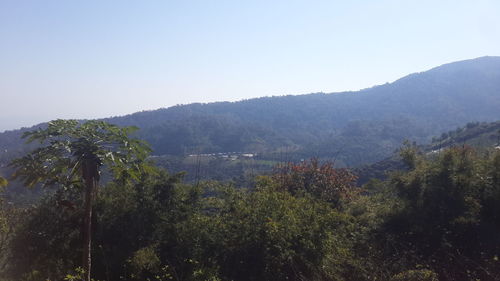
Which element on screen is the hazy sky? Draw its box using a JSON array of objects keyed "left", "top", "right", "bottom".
[{"left": 1, "top": 0, "right": 499, "bottom": 131}]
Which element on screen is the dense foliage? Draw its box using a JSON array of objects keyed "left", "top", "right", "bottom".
[
  {"left": 6, "top": 120, "right": 153, "bottom": 281},
  {"left": 2, "top": 57, "right": 500, "bottom": 172},
  {"left": 1, "top": 128, "right": 500, "bottom": 280},
  {"left": 356, "top": 120, "right": 500, "bottom": 185},
  {"left": 378, "top": 145, "right": 500, "bottom": 280},
  {"left": 430, "top": 121, "right": 500, "bottom": 150},
  {"left": 0, "top": 64, "right": 499, "bottom": 279}
]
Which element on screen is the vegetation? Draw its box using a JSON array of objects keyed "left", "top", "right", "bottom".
[
  {"left": 1, "top": 119, "right": 500, "bottom": 280},
  {"left": 8, "top": 120, "right": 151, "bottom": 281},
  {"left": 430, "top": 121, "right": 500, "bottom": 150},
  {"left": 375, "top": 144, "right": 500, "bottom": 280},
  {"left": 2, "top": 57, "right": 500, "bottom": 173},
  {"left": 1, "top": 57, "right": 500, "bottom": 278},
  {"left": 356, "top": 120, "right": 500, "bottom": 185}
]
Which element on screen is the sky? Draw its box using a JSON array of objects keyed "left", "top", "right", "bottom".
[{"left": 0, "top": 0, "right": 499, "bottom": 131}]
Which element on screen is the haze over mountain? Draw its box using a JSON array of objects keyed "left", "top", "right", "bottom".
[
  {"left": 1, "top": 56, "right": 500, "bottom": 168},
  {"left": 111, "top": 56, "right": 500, "bottom": 164},
  {"left": 4, "top": 1, "right": 500, "bottom": 279}
]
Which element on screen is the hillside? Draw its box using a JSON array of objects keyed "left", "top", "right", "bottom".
[
  {"left": 1, "top": 56, "right": 500, "bottom": 169},
  {"left": 106, "top": 56, "right": 500, "bottom": 166},
  {"left": 429, "top": 120, "right": 500, "bottom": 150},
  {"left": 356, "top": 120, "right": 500, "bottom": 185}
]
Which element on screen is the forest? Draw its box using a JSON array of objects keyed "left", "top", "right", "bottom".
[
  {"left": 1, "top": 119, "right": 500, "bottom": 281},
  {"left": 2, "top": 0, "right": 499, "bottom": 279},
  {"left": 0, "top": 57, "right": 500, "bottom": 281},
  {"left": 2, "top": 57, "right": 500, "bottom": 170}
]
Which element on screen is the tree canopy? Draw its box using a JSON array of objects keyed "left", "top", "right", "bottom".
[
  {"left": 1, "top": 120, "right": 500, "bottom": 281},
  {"left": 10, "top": 119, "right": 151, "bottom": 189},
  {"left": 8, "top": 119, "right": 152, "bottom": 281}
]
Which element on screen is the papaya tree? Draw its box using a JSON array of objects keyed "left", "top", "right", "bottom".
[{"left": 9, "top": 119, "right": 151, "bottom": 281}]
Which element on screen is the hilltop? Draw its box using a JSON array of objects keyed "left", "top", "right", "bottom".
[{"left": 1, "top": 56, "right": 500, "bottom": 169}]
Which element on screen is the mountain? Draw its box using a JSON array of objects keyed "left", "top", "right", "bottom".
[
  {"left": 1, "top": 56, "right": 500, "bottom": 169},
  {"left": 428, "top": 120, "right": 500, "bottom": 150},
  {"left": 110, "top": 56, "right": 500, "bottom": 165},
  {"left": 356, "top": 119, "right": 500, "bottom": 185}
]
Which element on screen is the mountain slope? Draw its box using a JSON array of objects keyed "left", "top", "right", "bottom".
[
  {"left": 429, "top": 120, "right": 500, "bottom": 150},
  {"left": 1, "top": 56, "right": 500, "bottom": 167},
  {"left": 356, "top": 119, "right": 500, "bottom": 185}
]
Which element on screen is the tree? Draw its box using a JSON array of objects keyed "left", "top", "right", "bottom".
[
  {"left": 0, "top": 175, "right": 11, "bottom": 274},
  {"left": 382, "top": 146, "right": 500, "bottom": 280},
  {"left": 9, "top": 119, "right": 151, "bottom": 281},
  {"left": 272, "top": 158, "right": 358, "bottom": 208}
]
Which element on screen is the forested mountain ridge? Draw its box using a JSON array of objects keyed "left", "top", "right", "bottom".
[
  {"left": 2, "top": 57, "right": 500, "bottom": 280},
  {"left": 90, "top": 56, "right": 500, "bottom": 165},
  {"left": 1, "top": 56, "right": 500, "bottom": 167},
  {"left": 356, "top": 119, "right": 500, "bottom": 184},
  {"left": 429, "top": 120, "right": 500, "bottom": 150},
  {"left": 3, "top": 119, "right": 500, "bottom": 281}
]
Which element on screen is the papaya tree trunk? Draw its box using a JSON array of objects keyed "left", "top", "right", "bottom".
[{"left": 82, "top": 160, "right": 99, "bottom": 281}]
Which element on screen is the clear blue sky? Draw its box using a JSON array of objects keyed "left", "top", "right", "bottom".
[{"left": 1, "top": 0, "right": 499, "bottom": 131}]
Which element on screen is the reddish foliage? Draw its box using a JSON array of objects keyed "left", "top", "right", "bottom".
[{"left": 272, "top": 158, "right": 358, "bottom": 206}]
